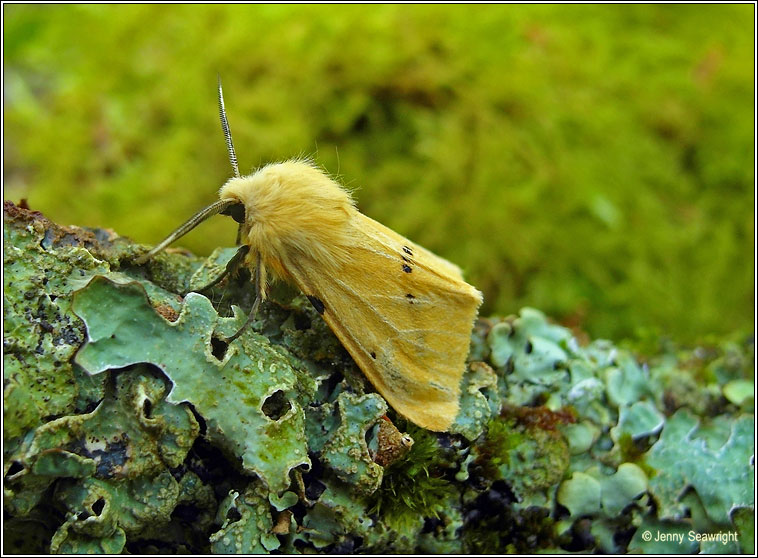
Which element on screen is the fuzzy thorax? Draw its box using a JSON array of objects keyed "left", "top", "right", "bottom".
[{"left": 218, "top": 161, "right": 356, "bottom": 288}]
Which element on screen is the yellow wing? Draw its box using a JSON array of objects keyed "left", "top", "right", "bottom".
[{"left": 285, "top": 211, "right": 483, "bottom": 431}]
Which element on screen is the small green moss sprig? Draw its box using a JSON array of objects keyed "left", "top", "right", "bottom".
[{"left": 369, "top": 424, "right": 457, "bottom": 533}]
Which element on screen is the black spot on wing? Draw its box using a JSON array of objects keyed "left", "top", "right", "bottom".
[
  {"left": 402, "top": 264, "right": 412, "bottom": 273},
  {"left": 402, "top": 245, "right": 413, "bottom": 256},
  {"left": 307, "top": 295, "right": 325, "bottom": 314},
  {"left": 406, "top": 293, "right": 415, "bottom": 304},
  {"left": 370, "top": 351, "right": 376, "bottom": 359}
]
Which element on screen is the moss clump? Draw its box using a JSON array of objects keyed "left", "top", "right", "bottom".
[
  {"left": 475, "top": 407, "right": 572, "bottom": 499},
  {"left": 5, "top": 5, "right": 754, "bottom": 343},
  {"left": 370, "top": 424, "right": 456, "bottom": 533}
]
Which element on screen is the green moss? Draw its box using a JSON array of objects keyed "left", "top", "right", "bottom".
[
  {"left": 477, "top": 417, "right": 525, "bottom": 481},
  {"left": 4, "top": 5, "right": 753, "bottom": 342},
  {"left": 370, "top": 424, "right": 457, "bottom": 533},
  {"left": 476, "top": 411, "right": 570, "bottom": 501}
]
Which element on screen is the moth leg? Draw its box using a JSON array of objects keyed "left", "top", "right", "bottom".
[
  {"left": 190, "top": 244, "right": 249, "bottom": 295},
  {"left": 235, "top": 223, "right": 243, "bottom": 246},
  {"left": 225, "top": 251, "right": 263, "bottom": 344}
]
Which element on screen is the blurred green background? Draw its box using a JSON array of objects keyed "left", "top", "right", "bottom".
[{"left": 4, "top": 4, "right": 754, "bottom": 343}]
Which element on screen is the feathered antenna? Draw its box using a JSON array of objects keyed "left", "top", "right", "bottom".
[
  {"left": 134, "top": 198, "right": 241, "bottom": 264},
  {"left": 218, "top": 75, "right": 240, "bottom": 178}
]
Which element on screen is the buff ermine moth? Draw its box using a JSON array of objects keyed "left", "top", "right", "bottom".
[{"left": 136, "top": 80, "right": 482, "bottom": 431}]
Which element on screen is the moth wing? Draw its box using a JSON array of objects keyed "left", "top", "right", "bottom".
[{"left": 286, "top": 212, "right": 482, "bottom": 431}]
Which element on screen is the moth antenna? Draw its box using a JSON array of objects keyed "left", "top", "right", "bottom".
[
  {"left": 135, "top": 198, "right": 240, "bottom": 264},
  {"left": 217, "top": 75, "right": 240, "bottom": 178}
]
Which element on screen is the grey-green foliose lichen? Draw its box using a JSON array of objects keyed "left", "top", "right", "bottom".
[{"left": 3, "top": 201, "right": 754, "bottom": 554}]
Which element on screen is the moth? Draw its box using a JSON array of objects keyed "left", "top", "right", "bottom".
[{"left": 136, "top": 80, "right": 483, "bottom": 431}]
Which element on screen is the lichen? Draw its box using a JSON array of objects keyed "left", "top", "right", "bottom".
[
  {"left": 72, "top": 274, "right": 312, "bottom": 494},
  {"left": 210, "top": 482, "right": 279, "bottom": 553},
  {"left": 644, "top": 409, "right": 754, "bottom": 525},
  {"left": 474, "top": 407, "right": 572, "bottom": 503},
  {"left": 3, "top": 203, "right": 754, "bottom": 553},
  {"left": 319, "top": 392, "right": 386, "bottom": 493},
  {"left": 34, "top": 368, "right": 194, "bottom": 473}
]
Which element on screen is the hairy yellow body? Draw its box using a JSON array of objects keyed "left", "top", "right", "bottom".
[{"left": 219, "top": 161, "right": 483, "bottom": 431}]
